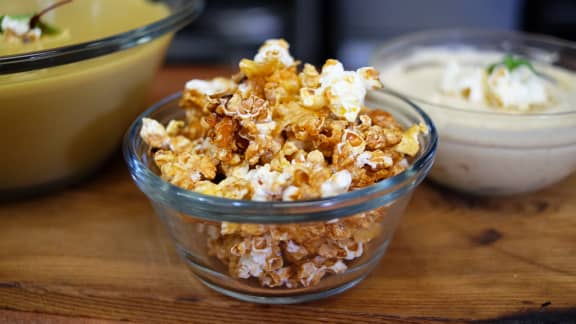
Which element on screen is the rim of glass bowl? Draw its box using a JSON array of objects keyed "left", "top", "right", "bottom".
[
  {"left": 371, "top": 28, "right": 576, "bottom": 119},
  {"left": 0, "top": 0, "right": 204, "bottom": 75},
  {"left": 124, "top": 91, "right": 437, "bottom": 224}
]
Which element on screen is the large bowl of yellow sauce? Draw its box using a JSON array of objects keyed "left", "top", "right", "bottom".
[{"left": 0, "top": 0, "right": 203, "bottom": 198}]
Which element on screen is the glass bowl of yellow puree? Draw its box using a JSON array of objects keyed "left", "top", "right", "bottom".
[{"left": 0, "top": 0, "right": 203, "bottom": 199}]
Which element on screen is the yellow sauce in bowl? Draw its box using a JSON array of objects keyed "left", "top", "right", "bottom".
[
  {"left": 1, "top": 0, "right": 168, "bottom": 55},
  {"left": 0, "top": 0, "right": 172, "bottom": 195}
]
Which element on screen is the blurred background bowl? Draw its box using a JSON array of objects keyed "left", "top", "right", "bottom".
[
  {"left": 370, "top": 29, "right": 576, "bottom": 195},
  {"left": 0, "top": 0, "right": 203, "bottom": 199}
]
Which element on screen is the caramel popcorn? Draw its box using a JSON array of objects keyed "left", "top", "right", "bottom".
[{"left": 141, "top": 39, "right": 426, "bottom": 288}]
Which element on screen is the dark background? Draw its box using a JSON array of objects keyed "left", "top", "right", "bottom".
[{"left": 166, "top": 0, "right": 576, "bottom": 68}]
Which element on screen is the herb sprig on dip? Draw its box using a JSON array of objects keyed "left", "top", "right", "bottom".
[{"left": 487, "top": 54, "right": 536, "bottom": 74}]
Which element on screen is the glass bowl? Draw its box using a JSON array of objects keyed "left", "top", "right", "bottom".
[
  {"left": 124, "top": 91, "right": 437, "bottom": 304},
  {"left": 0, "top": 0, "right": 203, "bottom": 199},
  {"left": 370, "top": 29, "right": 576, "bottom": 196}
]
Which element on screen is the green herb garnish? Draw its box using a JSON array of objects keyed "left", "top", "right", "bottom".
[
  {"left": 487, "top": 54, "right": 536, "bottom": 74},
  {"left": 0, "top": 0, "right": 72, "bottom": 37}
]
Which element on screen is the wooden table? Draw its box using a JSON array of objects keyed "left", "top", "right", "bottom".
[{"left": 1, "top": 66, "right": 575, "bottom": 323}]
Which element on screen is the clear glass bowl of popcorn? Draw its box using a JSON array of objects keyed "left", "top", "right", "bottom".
[{"left": 124, "top": 90, "right": 436, "bottom": 304}]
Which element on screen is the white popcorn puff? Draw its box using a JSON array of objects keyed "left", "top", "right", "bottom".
[
  {"left": 327, "top": 260, "right": 347, "bottom": 273},
  {"left": 140, "top": 118, "right": 169, "bottom": 148},
  {"left": 227, "top": 162, "right": 250, "bottom": 178},
  {"left": 286, "top": 240, "right": 302, "bottom": 253},
  {"left": 284, "top": 240, "right": 309, "bottom": 261},
  {"left": 321, "top": 170, "right": 352, "bottom": 198},
  {"left": 297, "top": 259, "right": 348, "bottom": 287},
  {"left": 253, "top": 39, "right": 295, "bottom": 67},
  {"left": 440, "top": 62, "right": 485, "bottom": 102},
  {"left": 336, "top": 129, "right": 366, "bottom": 157},
  {"left": 236, "top": 246, "right": 273, "bottom": 278},
  {"left": 245, "top": 164, "right": 291, "bottom": 201},
  {"left": 302, "top": 59, "right": 383, "bottom": 122},
  {"left": 357, "top": 67, "right": 383, "bottom": 89},
  {"left": 487, "top": 65, "right": 548, "bottom": 111},
  {"left": 342, "top": 241, "right": 363, "bottom": 260},
  {"left": 185, "top": 77, "right": 236, "bottom": 96},
  {"left": 238, "top": 82, "right": 252, "bottom": 96},
  {"left": 255, "top": 121, "right": 277, "bottom": 137},
  {"left": 1, "top": 16, "right": 41, "bottom": 37},
  {"left": 355, "top": 151, "right": 392, "bottom": 169},
  {"left": 281, "top": 185, "right": 300, "bottom": 201},
  {"left": 356, "top": 152, "right": 375, "bottom": 169}
]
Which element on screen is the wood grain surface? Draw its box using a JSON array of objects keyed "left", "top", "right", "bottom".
[{"left": 0, "top": 67, "right": 575, "bottom": 323}]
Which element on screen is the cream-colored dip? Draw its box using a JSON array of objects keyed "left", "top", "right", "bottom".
[{"left": 373, "top": 47, "right": 576, "bottom": 195}]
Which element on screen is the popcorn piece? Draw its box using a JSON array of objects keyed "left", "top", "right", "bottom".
[
  {"left": 281, "top": 185, "right": 300, "bottom": 201},
  {"left": 194, "top": 181, "right": 222, "bottom": 197},
  {"left": 356, "top": 152, "right": 377, "bottom": 169},
  {"left": 260, "top": 267, "right": 296, "bottom": 288},
  {"left": 181, "top": 78, "right": 236, "bottom": 112},
  {"left": 340, "top": 241, "right": 364, "bottom": 260},
  {"left": 338, "top": 129, "right": 366, "bottom": 156},
  {"left": 321, "top": 170, "right": 352, "bottom": 198},
  {"left": 253, "top": 39, "right": 295, "bottom": 67},
  {"left": 296, "top": 258, "right": 348, "bottom": 287},
  {"left": 394, "top": 124, "right": 428, "bottom": 156},
  {"left": 140, "top": 118, "right": 169, "bottom": 148},
  {"left": 327, "top": 260, "right": 347, "bottom": 274},
  {"left": 166, "top": 120, "right": 186, "bottom": 136},
  {"left": 301, "top": 59, "right": 383, "bottom": 122},
  {"left": 222, "top": 223, "right": 267, "bottom": 236},
  {"left": 486, "top": 65, "right": 548, "bottom": 111},
  {"left": 297, "top": 261, "right": 327, "bottom": 287},
  {"left": 186, "top": 78, "right": 237, "bottom": 96},
  {"left": 222, "top": 94, "right": 270, "bottom": 120},
  {"left": 141, "top": 118, "right": 193, "bottom": 153},
  {"left": 1, "top": 16, "right": 42, "bottom": 42},
  {"left": 283, "top": 240, "right": 309, "bottom": 261},
  {"left": 356, "top": 151, "right": 394, "bottom": 169},
  {"left": 216, "top": 177, "right": 252, "bottom": 199},
  {"left": 299, "top": 63, "right": 321, "bottom": 88},
  {"left": 228, "top": 235, "right": 280, "bottom": 277},
  {"left": 235, "top": 243, "right": 273, "bottom": 278},
  {"left": 245, "top": 164, "right": 291, "bottom": 201},
  {"left": 255, "top": 121, "right": 277, "bottom": 137},
  {"left": 440, "top": 61, "right": 485, "bottom": 102},
  {"left": 154, "top": 151, "right": 217, "bottom": 189},
  {"left": 2, "top": 16, "right": 33, "bottom": 36}
]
